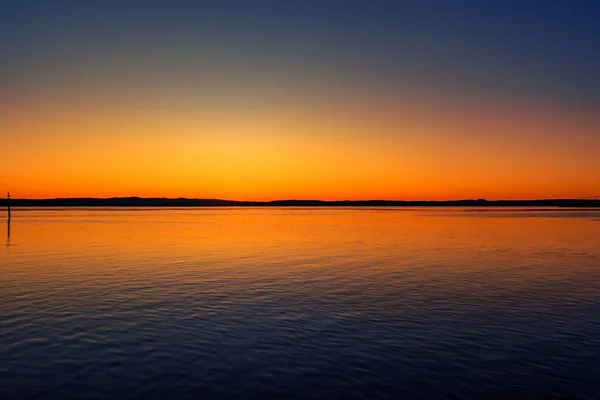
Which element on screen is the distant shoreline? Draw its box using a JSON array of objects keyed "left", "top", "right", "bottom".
[{"left": 1, "top": 198, "right": 599, "bottom": 208}]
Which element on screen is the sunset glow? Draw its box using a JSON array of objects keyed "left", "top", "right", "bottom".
[{"left": 2, "top": 2, "right": 599, "bottom": 200}]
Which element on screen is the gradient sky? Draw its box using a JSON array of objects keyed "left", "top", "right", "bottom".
[{"left": 2, "top": 0, "right": 599, "bottom": 200}]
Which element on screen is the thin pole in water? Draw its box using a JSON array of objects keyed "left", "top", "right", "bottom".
[{"left": 7, "top": 192, "right": 10, "bottom": 221}]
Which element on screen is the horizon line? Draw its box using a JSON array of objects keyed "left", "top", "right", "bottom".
[{"left": 2, "top": 196, "right": 600, "bottom": 203}]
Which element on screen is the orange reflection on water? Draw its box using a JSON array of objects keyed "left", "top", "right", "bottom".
[
  {"left": 2, "top": 208, "right": 599, "bottom": 283},
  {"left": 1, "top": 207, "right": 600, "bottom": 334}
]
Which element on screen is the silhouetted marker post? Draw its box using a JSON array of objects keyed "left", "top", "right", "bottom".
[{"left": 7, "top": 192, "right": 10, "bottom": 221}]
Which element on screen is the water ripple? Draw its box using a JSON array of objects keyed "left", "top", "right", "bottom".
[{"left": 1, "top": 208, "right": 599, "bottom": 399}]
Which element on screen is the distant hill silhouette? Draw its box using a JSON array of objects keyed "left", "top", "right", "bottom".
[{"left": 1, "top": 197, "right": 599, "bottom": 208}]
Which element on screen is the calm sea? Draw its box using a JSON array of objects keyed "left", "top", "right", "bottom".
[{"left": 1, "top": 207, "right": 600, "bottom": 399}]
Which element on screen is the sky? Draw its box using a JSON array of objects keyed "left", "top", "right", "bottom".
[{"left": 1, "top": 0, "right": 599, "bottom": 200}]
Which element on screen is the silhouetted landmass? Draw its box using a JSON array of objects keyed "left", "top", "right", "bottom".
[{"left": 1, "top": 197, "right": 599, "bottom": 208}]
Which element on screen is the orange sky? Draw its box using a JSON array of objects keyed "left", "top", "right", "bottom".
[
  {"left": 2, "top": 2, "right": 599, "bottom": 200},
  {"left": 2, "top": 89, "right": 599, "bottom": 200}
]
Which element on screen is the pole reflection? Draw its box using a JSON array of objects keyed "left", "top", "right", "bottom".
[{"left": 5, "top": 219, "right": 10, "bottom": 251}]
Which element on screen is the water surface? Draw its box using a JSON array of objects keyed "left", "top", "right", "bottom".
[{"left": 2, "top": 207, "right": 600, "bottom": 399}]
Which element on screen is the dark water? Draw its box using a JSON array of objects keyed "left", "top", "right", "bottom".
[{"left": 1, "top": 207, "right": 600, "bottom": 399}]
